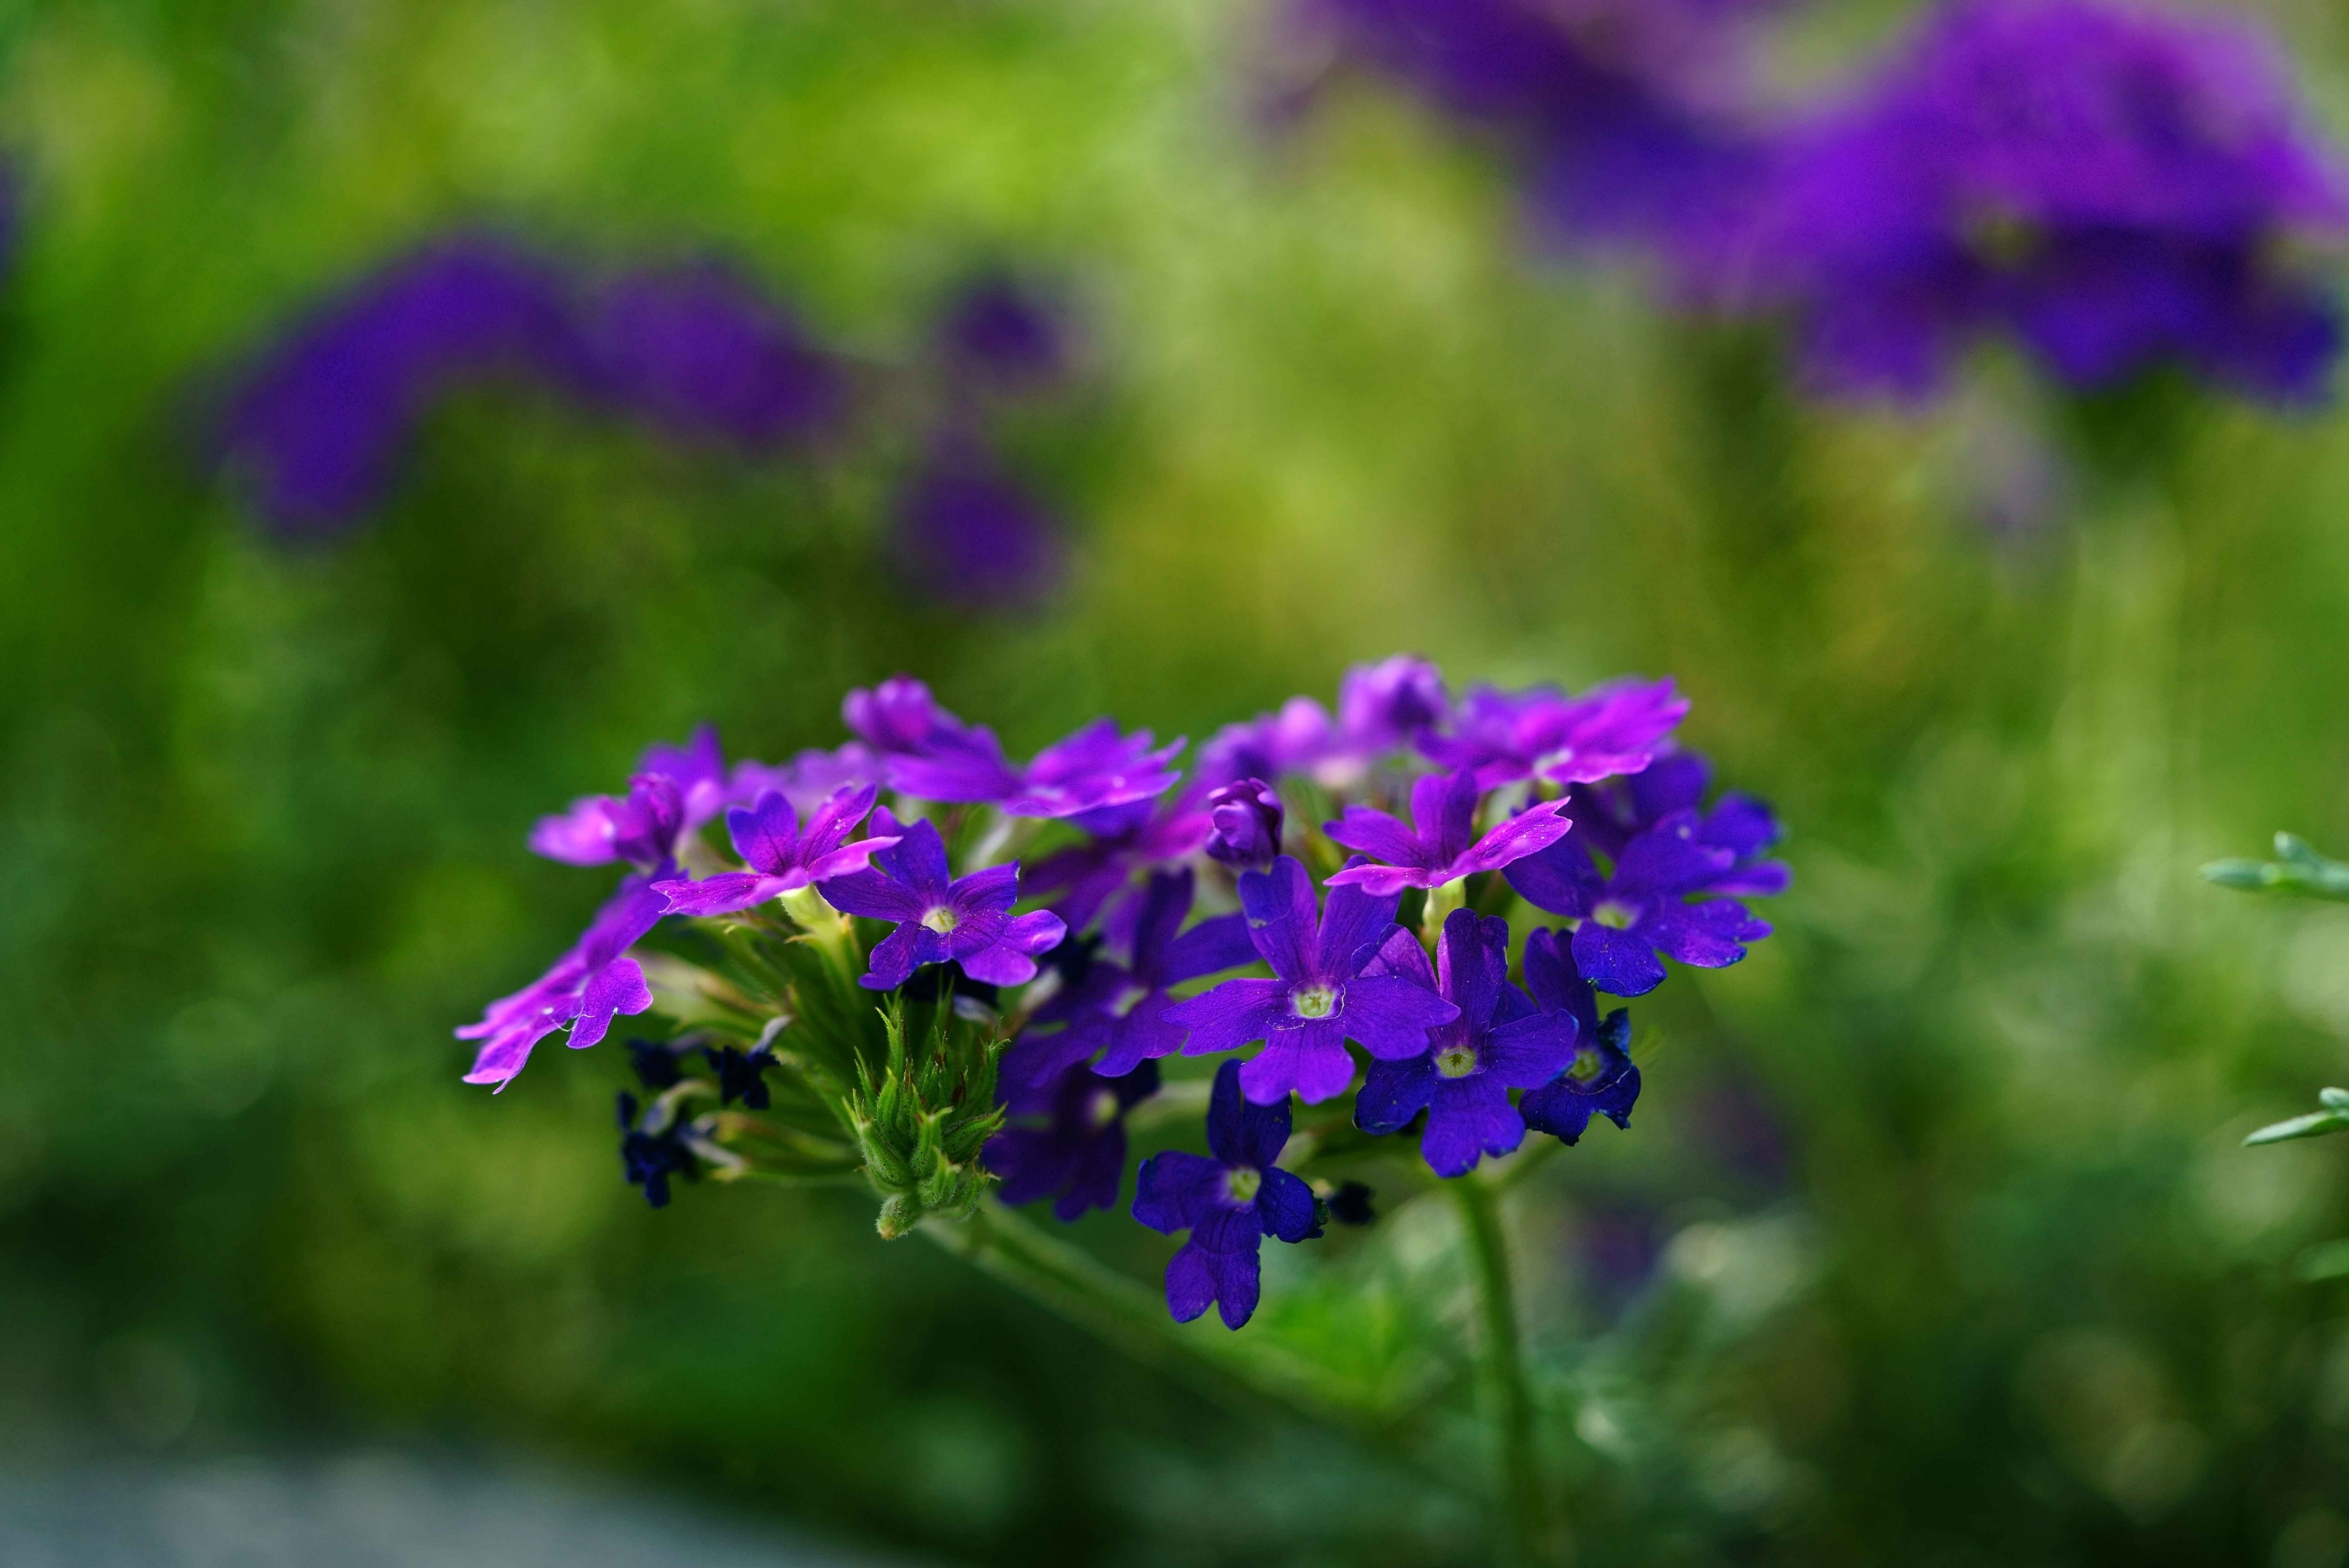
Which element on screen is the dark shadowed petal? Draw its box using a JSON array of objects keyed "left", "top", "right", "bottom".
[
  {"left": 1238, "top": 857, "right": 1320, "bottom": 981},
  {"left": 1164, "top": 1239, "right": 1219, "bottom": 1323},
  {"left": 1611, "top": 811, "right": 1736, "bottom": 897},
  {"left": 1573, "top": 922, "right": 1667, "bottom": 997},
  {"left": 1162, "top": 912, "right": 1261, "bottom": 985},
  {"left": 1166, "top": 978, "right": 1289, "bottom": 1056},
  {"left": 1435, "top": 909, "right": 1508, "bottom": 1033},
  {"left": 860, "top": 922, "right": 940, "bottom": 990},
  {"left": 1256, "top": 1167, "right": 1321, "bottom": 1244},
  {"left": 1127, "top": 869, "right": 1196, "bottom": 975},
  {"left": 1506, "top": 836, "right": 1605, "bottom": 918},
  {"left": 1422, "top": 1076, "right": 1524, "bottom": 1177},
  {"left": 1355, "top": 1055, "right": 1438, "bottom": 1135},
  {"left": 1135, "top": 1149, "right": 1227, "bottom": 1233},
  {"left": 1092, "top": 993, "right": 1190, "bottom": 1078},
  {"left": 1225, "top": 1071, "right": 1296, "bottom": 1170},
  {"left": 1196, "top": 1220, "right": 1265, "bottom": 1329},
  {"left": 1316, "top": 868, "right": 1403, "bottom": 977},
  {"left": 1521, "top": 926, "right": 1602, "bottom": 1038},
  {"left": 1641, "top": 899, "right": 1765, "bottom": 967},
  {"left": 1482, "top": 1011, "right": 1577, "bottom": 1088}
]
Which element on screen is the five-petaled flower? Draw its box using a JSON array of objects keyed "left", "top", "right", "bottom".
[
  {"left": 1506, "top": 808, "right": 1773, "bottom": 996},
  {"left": 1355, "top": 912, "right": 1576, "bottom": 1176},
  {"left": 1516, "top": 928, "right": 1641, "bottom": 1143},
  {"left": 652, "top": 785, "right": 897, "bottom": 917},
  {"left": 986, "top": 1060, "right": 1160, "bottom": 1222},
  {"left": 1325, "top": 766, "right": 1572, "bottom": 895},
  {"left": 1004, "top": 869, "right": 1257, "bottom": 1087},
  {"left": 1164, "top": 855, "right": 1460, "bottom": 1104},
  {"left": 1132, "top": 1060, "right": 1322, "bottom": 1328},
  {"left": 1569, "top": 749, "right": 1789, "bottom": 898},
  {"left": 817, "top": 814, "right": 1067, "bottom": 991},
  {"left": 529, "top": 772, "right": 687, "bottom": 868}
]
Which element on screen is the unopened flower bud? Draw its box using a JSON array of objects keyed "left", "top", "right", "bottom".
[{"left": 1204, "top": 778, "right": 1283, "bottom": 869}]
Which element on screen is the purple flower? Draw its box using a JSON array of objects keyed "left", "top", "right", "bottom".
[
  {"left": 528, "top": 773, "right": 687, "bottom": 869},
  {"left": 1421, "top": 677, "right": 1688, "bottom": 789},
  {"left": 933, "top": 275, "right": 1074, "bottom": 396},
  {"left": 1132, "top": 1059, "right": 1323, "bottom": 1328},
  {"left": 985, "top": 1060, "right": 1159, "bottom": 1222},
  {"left": 1728, "top": 0, "right": 2349, "bottom": 400},
  {"left": 704, "top": 1042, "right": 777, "bottom": 1109},
  {"left": 1198, "top": 698, "right": 1342, "bottom": 788},
  {"left": 579, "top": 260, "right": 847, "bottom": 450},
  {"left": 1337, "top": 655, "right": 1451, "bottom": 752},
  {"left": 1163, "top": 855, "right": 1460, "bottom": 1104},
  {"left": 1504, "top": 809, "right": 1771, "bottom": 995},
  {"left": 817, "top": 815, "right": 1067, "bottom": 990},
  {"left": 215, "top": 234, "right": 586, "bottom": 539},
  {"left": 1004, "top": 869, "right": 1259, "bottom": 1087},
  {"left": 888, "top": 431, "right": 1066, "bottom": 611},
  {"left": 1324, "top": 767, "right": 1572, "bottom": 894},
  {"left": 881, "top": 709, "right": 1186, "bottom": 821},
  {"left": 637, "top": 724, "right": 735, "bottom": 830},
  {"left": 843, "top": 676, "right": 994, "bottom": 758},
  {"left": 726, "top": 742, "right": 886, "bottom": 818},
  {"left": 1354, "top": 912, "right": 1575, "bottom": 1176},
  {"left": 618, "top": 1091, "right": 699, "bottom": 1209},
  {"left": 1204, "top": 778, "right": 1285, "bottom": 869},
  {"left": 1292, "top": 0, "right": 1781, "bottom": 261},
  {"left": 1515, "top": 929, "right": 1641, "bottom": 1143},
  {"left": 1021, "top": 792, "right": 1216, "bottom": 932},
  {"left": 651, "top": 785, "right": 897, "bottom": 917},
  {"left": 1569, "top": 749, "right": 1789, "bottom": 897},
  {"left": 460, "top": 875, "right": 667, "bottom": 1087}
]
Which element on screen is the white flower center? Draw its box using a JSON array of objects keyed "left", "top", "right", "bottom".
[
  {"left": 1291, "top": 984, "right": 1340, "bottom": 1021},
  {"left": 1108, "top": 983, "right": 1152, "bottom": 1019},
  {"left": 920, "top": 905, "right": 961, "bottom": 935},
  {"left": 1224, "top": 1167, "right": 1262, "bottom": 1204},
  {"left": 1086, "top": 1089, "right": 1121, "bottom": 1130},
  {"left": 1567, "top": 1046, "right": 1604, "bottom": 1083},
  {"left": 1435, "top": 1045, "right": 1479, "bottom": 1079}
]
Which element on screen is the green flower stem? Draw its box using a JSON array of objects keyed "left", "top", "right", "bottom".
[
  {"left": 920, "top": 1201, "right": 1399, "bottom": 1449},
  {"left": 1451, "top": 1175, "right": 1560, "bottom": 1567}
]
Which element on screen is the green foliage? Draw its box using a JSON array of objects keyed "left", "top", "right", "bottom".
[
  {"left": 848, "top": 995, "right": 1005, "bottom": 1237},
  {"left": 2202, "top": 833, "right": 2349, "bottom": 902}
]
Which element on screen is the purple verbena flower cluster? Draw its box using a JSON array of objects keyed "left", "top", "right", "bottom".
[{"left": 461, "top": 656, "right": 1784, "bottom": 1328}]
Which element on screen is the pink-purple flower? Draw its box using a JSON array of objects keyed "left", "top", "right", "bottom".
[
  {"left": 1421, "top": 677, "right": 1688, "bottom": 789},
  {"left": 1132, "top": 1060, "right": 1323, "bottom": 1329},
  {"left": 459, "top": 875, "right": 667, "bottom": 1088},
  {"left": 1163, "top": 855, "right": 1460, "bottom": 1104},
  {"left": 651, "top": 785, "right": 897, "bottom": 917},
  {"left": 1324, "top": 766, "right": 1572, "bottom": 894}
]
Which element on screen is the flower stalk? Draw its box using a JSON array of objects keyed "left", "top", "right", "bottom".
[{"left": 1453, "top": 1174, "right": 1561, "bottom": 1567}]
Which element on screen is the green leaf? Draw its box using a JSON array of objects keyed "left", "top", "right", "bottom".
[{"left": 2244, "top": 1109, "right": 2349, "bottom": 1146}]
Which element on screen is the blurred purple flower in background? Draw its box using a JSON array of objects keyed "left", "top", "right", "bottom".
[
  {"left": 1725, "top": 0, "right": 2349, "bottom": 400},
  {"left": 931, "top": 273, "right": 1075, "bottom": 397},
  {"left": 214, "top": 234, "right": 585, "bottom": 539},
  {"left": 577, "top": 260, "right": 849, "bottom": 450},
  {"left": 1288, "top": 0, "right": 1787, "bottom": 263},
  {"left": 886, "top": 429, "right": 1067, "bottom": 611}
]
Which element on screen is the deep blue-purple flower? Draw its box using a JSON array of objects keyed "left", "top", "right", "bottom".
[
  {"left": 1506, "top": 809, "right": 1770, "bottom": 995},
  {"left": 580, "top": 260, "right": 847, "bottom": 450},
  {"left": 817, "top": 814, "right": 1066, "bottom": 990},
  {"left": 652, "top": 785, "right": 898, "bottom": 917},
  {"left": 617, "top": 1091, "right": 698, "bottom": 1209},
  {"left": 216, "top": 234, "right": 585, "bottom": 539},
  {"left": 1515, "top": 928, "right": 1641, "bottom": 1143},
  {"left": 1021, "top": 792, "right": 1217, "bottom": 933},
  {"left": 1132, "top": 1059, "right": 1322, "bottom": 1328},
  {"left": 703, "top": 1042, "right": 777, "bottom": 1110},
  {"left": 986, "top": 1060, "right": 1159, "bottom": 1222},
  {"left": 1569, "top": 749, "right": 1789, "bottom": 897},
  {"left": 932, "top": 275, "right": 1074, "bottom": 396},
  {"left": 1004, "top": 869, "right": 1258, "bottom": 1087},
  {"left": 1726, "top": 0, "right": 2349, "bottom": 400},
  {"left": 882, "top": 712, "right": 1185, "bottom": 821},
  {"left": 1163, "top": 855, "right": 1459, "bottom": 1105},
  {"left": 1355, "top": 912, "right": 1576, "bottom": 1176},
  {"left": 1325, "top": 766, "right": 1572, "bottom": 895}
]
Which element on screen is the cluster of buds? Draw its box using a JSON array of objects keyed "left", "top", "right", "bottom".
[{"left": 459, "top": 656, "right": 1786, "bottom": 1327}]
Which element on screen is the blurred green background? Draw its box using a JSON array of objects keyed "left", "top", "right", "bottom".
[{"left": 10, "top": 0, "right": 2349, "bottom": 1562}]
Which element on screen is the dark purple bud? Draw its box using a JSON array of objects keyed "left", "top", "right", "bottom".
[
  {"left": 1204, "top": 778, "right": 1284, "bottom": 868},
  {"left": 933, "top": 275, "right": 1073, "bottom": 396}
]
